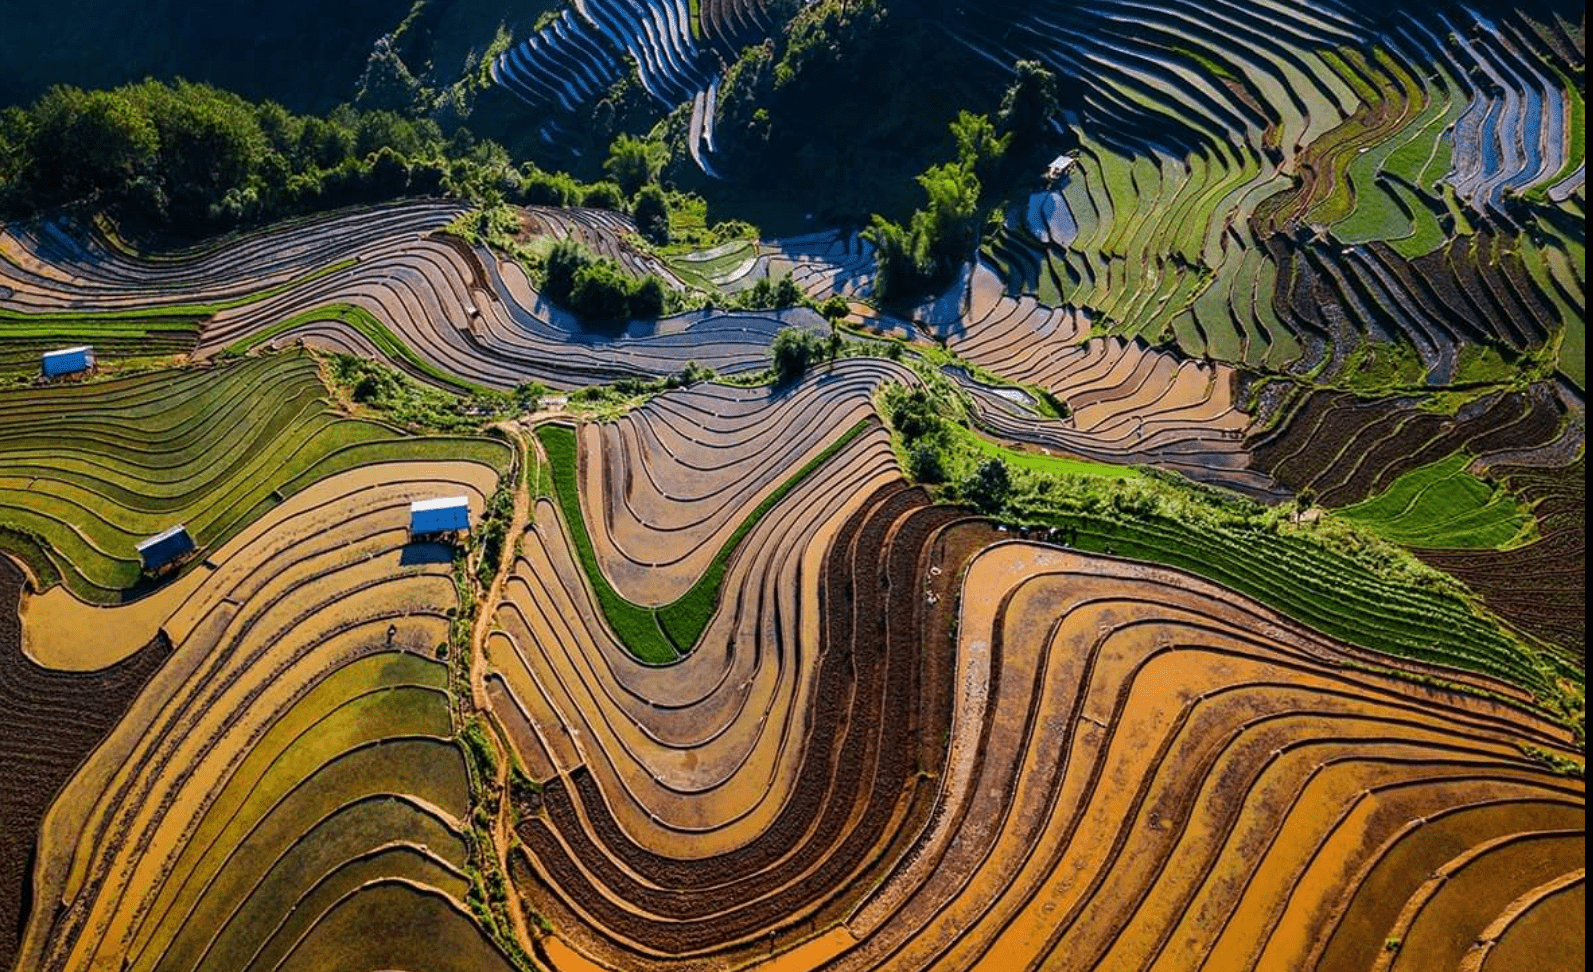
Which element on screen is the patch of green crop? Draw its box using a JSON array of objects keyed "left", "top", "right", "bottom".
[{"left": 1338, "top": 452, "right": 1536, "bottom": 550}]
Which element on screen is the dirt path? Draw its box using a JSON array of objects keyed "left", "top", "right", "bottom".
[{"left": 466, "top": 421, "right": 543, "bottom": 961}]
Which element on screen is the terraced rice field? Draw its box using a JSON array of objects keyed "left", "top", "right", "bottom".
[
  {"left": 1, "top": 0, "right": 1585, "bottom": 968},
  {"left": 520, "top": 207, "right": 688, "bottom": 289},
  {"left": 1338, "top": 451, "right": 1534, "bottom": 550},
  {"left": 2, "top": 201, "right": 821, "bottom": 391},
  {"left": 672, "top": 231, "right": 877, "bottom": 299},
  {"left": 0, "top": 560, "right": 169, "bottom": 971},
  {"left": 1419, "top": 457, "right": 1586, "bottom": 659},
  {"left": 930, "top": 261, "right": 1277, "bottom": 496},
  {"left": 1248, "top": 384, "right": 1568, "bottom": 508},
  {"left": 14, "top": 461, "right": 515, "bottom": 972},
  {"left": 0, "top": 350, "right": 507, "bottom": 601},
  {"left": 485, "top": 504, "right": 1582, "bottom": 969},
  {"left": 938, "top": 0, "right": 1583, "bottom": 390}
]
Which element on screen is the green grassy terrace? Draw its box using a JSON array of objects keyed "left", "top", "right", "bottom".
[
  {"left": 1012, "top": 492, "right": 1557, "bottom": 697},
  {"left": 0, "top": 350, "right": 510, "bottom": 601},
  {"left": 1338, "top": 452, "right": 1536, "bottom": 550}
]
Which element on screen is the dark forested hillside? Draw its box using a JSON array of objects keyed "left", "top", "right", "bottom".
[{"left": 0, "top": 0, "right": 413, "bottom": 111}]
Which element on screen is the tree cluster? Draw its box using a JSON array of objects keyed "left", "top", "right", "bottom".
[
  {"left": 863, "top": 111, "right": 1010, "bottom": 305},
  {"left": 735, "top": 274, "right": 806, "bottom": 311},
  {"left": 0, "top": 79, "right": 522, "bottom": 235},
  {"left": 770, "top": 326, "right": 828, "bottom": 383},
  {"left": 541, "top": 239, "right": 666, "bottom": 324}
]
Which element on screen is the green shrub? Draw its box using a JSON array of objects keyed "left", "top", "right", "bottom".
[
  {"left": 632, "top": 184, "right": 671, "bottom": 245},
  {"left": 908, "top": 441, "right": 945, "bottom": 483},
  {"left": 580, "top": 180, "right": 625, "bottom": 211},
  {"left": 569, "top": 262, "right": 633, "bottom": 320},
  {"left": 604, "top": 133, "right": 667, "bottom": 197},
  {"left": 771, "top": 326, "right": 827, "bottom": 383},
  {"left": 963, "top": 458, "right": 1012, "bottom": 513}
]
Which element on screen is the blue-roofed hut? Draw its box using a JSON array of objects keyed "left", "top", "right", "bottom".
[
  {"left": 410, "top": 497, "right": 471, "bottom": 536},
  {"left": 137, "top": 525, "right": 195, "bottom": 571},
  {"left": 43, "top": 346, "right": 95, "bottom": 377}
]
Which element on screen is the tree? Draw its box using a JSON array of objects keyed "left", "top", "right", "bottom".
[
  {"left": 820, "top": 294, "right": 851, "bottom": 323},
  {"left": 366, "top": 146, "right": 412, "bottom": 197},
  {"left": 908, "top": 441, "right": 945, "bottom": 483},
  {"left": 542, "top": 239, "right": 591, "bottom": 306},
  {"left": 581, "top": 181, "right": 625, "bottom": 210},
  {"left": 888, "top": 387, "right": 942, "bottom": 441},
  {"left": 27, "top": 87, "right": 159, "bottom": 200},
  {"left": 910, "top": 162, "right": 981, "bottom": 279},
  {"left": 771, "top": 327, "right": 826, "bottom": 383},
  {"left": 569, "top": 262, "right": 633, "bottom": 320},
  {"left": 297, "top": 114, "right": 356, "bottom": 169},
  {"left": 998, "top": 60, "right": 1060, "bottom": 154},
  {"left": 949, "top": 110, "right": 1010, "bottom": 183},
  {"left": 773, "top": 274, "right": 804, "bottom": 307},
  {"left": 519, "top": 164, "right": 580, "bottom": 206},
  {"left": 632, "top": 184, "right": 671, "bottom": 245},
  {"left": 963, "top": 458, "right": 1012, "bottom": 514},
  {"left": 604, "top": 134, "right": 666, "bottom": 197},
  {"left": 0, "top": 106, "right": 33, "bottom": 189},
  {"left": 628, "top": 275, "right": 667, "bottom": 318},
  {"left": 862, "top": 214, "right": 917, "bottom": 305}
]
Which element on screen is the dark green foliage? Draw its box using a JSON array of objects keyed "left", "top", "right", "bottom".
[
  {"left": 628, "top": 275, "right": 667, "bottom": 318},
  {"left": 998, "top": 59, "right": 1061, "bottom": 156},
  {"left": 708, "top": 0, "right": 977, "bottom": 228},
  {"left": 863, "top": 111, "right": 1004, "bottom": 304},
  {"left": 460, "top": 720, "right": 499, "bottom": 781},
  {"left": 23, "top": 87, "right": 160, "bottom": 199},
  {"left": 771, "top": 326, "right": 826, "bottom": 383},
  {"left": 604, "top": 133, "right": 666, "bottom": 197},
  {"left": 632, "top": 184, "right": 671, "bottom": 245},
  {"left": 538, "top": 238, "right": 669, "bottom": 324},
  {"left": 888, "top": 386, "right": 943, "bottom": 441},
  {"left": 0, "top": 0, "right": 412, "bottom": 115},
  {"left": 963, "top": 458, "right": 1012, "bottom": 513},
  {"left": 820, "top": 294, "right": 851, "bottom": 322},
  {"left": 541, "top": 239, "right": 588, "bottom": 307},
  {"left": 0, "top": 79, "right": 516, "bottom": 235},
  {"left": 517, "top": 164, "right": 583, "bottom": 206},
  {"left": 950, "top": 110, "right": 1011, "bottom": 185},
  {"left": 908, "top": 441, "right": 945, "bottom": 483},
  {"left": 580, "top": 180, "right": 625, "bottom": 211},
  {"left": 569, "top": 261, "right": 634, "bottom": 321},
  {"left": 736, "top": 274, "right": 806, "bottom": 311},
  {"left": 514, "top": 381, "right": 548, "bottom": 412},
  {"left": 880, "top": 380, "right": 962, "bottom": 487}
]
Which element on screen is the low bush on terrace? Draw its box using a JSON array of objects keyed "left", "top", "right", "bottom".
[
  {"left": 540, "top": 239, "right": 667, "bottom": 324},
  {"left": 326, "top": 353, "right": 520, "bottom": 433},
  {"left": 771, "top": 326, "right": 828, "bottom": 383}
]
